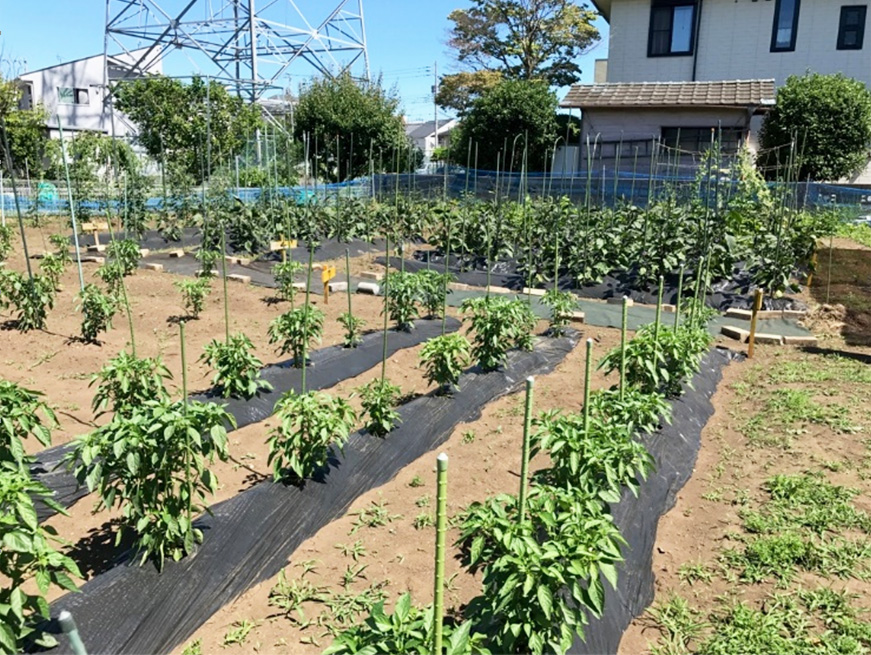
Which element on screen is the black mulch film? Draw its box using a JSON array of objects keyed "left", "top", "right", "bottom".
[
  {"left": 31, "top": 317, "right": 460, "bottom": 522},
  {"left": 43, "top": 333, "right": 580, "bottom": 655},
  {"left": 572, "top": 347, "right": 737, "bottom": 654},
  {"left": 378, "top": 252, "right": 806, "bottom": 312},
  {"left": 74, "top": 228, "right": 385, "bottom": 261}
]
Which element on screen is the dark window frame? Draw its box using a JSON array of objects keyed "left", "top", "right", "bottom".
[
  {"left": 647, "top": 0, "right": 698, "bottom": 58},
  {"left": 770, "top": 0, "right": 801, "bottom": 52},
  {"left": 837, "top": 5, "right": 867, "bottom": 50},
  {"left": 661, "top": 126, "right": 746, "bottom": 154}
]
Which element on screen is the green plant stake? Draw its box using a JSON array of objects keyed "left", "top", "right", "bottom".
[
  {"left": 620, "top": 296, "right": 629, "bottom": 402},
  {"left": 433, "top": 452, "right": 448, "bottom": 655},
  {"left": 381, "top": 233, "right": 390, "bottom": 381},
  {"left": 220, "top": 230, "right": 230, "bottom": 342},
  {"left": 518, "top": 376, "right": 534, "bottom": 525},
  {"left": 179, "top": 321, "right": 188, "bottom": 406},
  {"left": 653, "top": 274, "right": 664, "bottom": 345},
  {"left": 674, "top": 265, "right": 685, "bottom": 329},
  {"left": 345, "top": 247, "right": 353, "bottom": 323},
  {"left": 583, "top": 337, "right": 593, "bottom": 432},
  {"left": 302, "top": 245, "right": 315, "bottom": 393},
  {"left": 59, "top": 611, "right": 88, "bottom": 655},
  {"left": 56, "top": 117, "right": 85, "bottom": 293}
]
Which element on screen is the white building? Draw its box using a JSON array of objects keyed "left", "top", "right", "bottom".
[
  {"left": 404, "top": 119, "right": 458, "bottom": 168},
  {"left": 563, "top": 0, "right": 871, "bottom": 181},
  {"left": 17, "top": 49, "right": 161, "bottom": 139}
]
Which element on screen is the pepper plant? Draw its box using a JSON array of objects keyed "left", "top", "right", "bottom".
[
  {"left": 384, "top": 271, "right": 421, "bottom": 331},
  {"left": 419, "top": 333, "right": 472, "bottom": 394},
  {"left": 38, "top": 253, "right": 66, "bottom": 291},
  {"left": 338, "top": 312, "right": 366, "bottom": 348},
  {"left": 273, "top": 259, "right": 304, "bottom": 302},
  {"left": 201, "top": 332, "right": 272, "bottom": 399},
  {"left": 2, "top": 272, "right": 55, "bottom": 332},
  {"left": 0, "top": 223, "right": 12, "bottom": 262},
  {"left": 0, "top": 462, "right": 80, "bottom": 654},
  {"left": 268, "top": 305, "right": 325, "bottom": 367},
  {"left": 0, "top": 380, "right": 57, "bottom": 468},
  {"left": 358, "top": 378, "right": 402, "bottom": 437},
  {"left": 90, "top": 351, "right": 172, "bottom": 417},
  {"left": 461, "top": 296, "right": 537, "bottom": 371},
  {"left": 77, "top": 283, "right": 117, "bottom": 343},
  {"left": 175, "top": 278, "right": 211, "bottom": 318},
  {"left": 196, "top": 248, "right": 220, "bottom": 278},
  {"left": 67, "top": 398, "right": 234, "bottom": 568},
  {"left": 48, "top": 234, "right": 71, "bottom": 264},
  {"left": 267, "top": 389, "right": 357, "bottom": 482},
  {"left": 94, "top": 260, "right": 125, "bottom": 297},
  {"left": 541, "top": 288, "right": 577, "bottom": 337},
  {"left": 107, "top": 238, "right": 141, "bottom": 276},
  {"left": 417, "top": 269, "right": 453, "bottom": 318}
]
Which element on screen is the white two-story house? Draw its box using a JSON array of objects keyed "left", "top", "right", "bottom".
[{"left": 563, "top": 0, "right": 871, "bottom": 181}]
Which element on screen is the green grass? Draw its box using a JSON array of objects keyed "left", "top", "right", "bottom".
[
  {"left": 767, "top": 355, "right": 871, "bottom": 385},
  {"left": 743, "top": 389, "right": 859, "bottom": 448},
  {"left": 837, "top": 221, "right": 871, "bottom": 249}
]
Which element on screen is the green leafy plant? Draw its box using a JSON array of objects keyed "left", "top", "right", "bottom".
[
  {"left": 599, "top": 324, "right": 711, "bottom": 397},
  {"left": 2, "top": 272, "right": 55, "bottom": 332},
  {"left": 175, "top": 278, "right": 211, "bottom": 318},
  {"left": 77, "top": 283, "right": 117, "bottom": 343},
  {"left": 38, "top": 253, "right": 66, "bottom": 290},
  {"left": 267, "top": 390, "right": 356, "bottom": 481},
  {"left": 222, "top": 619, "right": 258, "bottom": 647},
  {"left": 94, "top": 260, "right": 125, "bottom": 296},
  {"left": 273, "top": 259, "right": 304, "bottom": 302},
  {"left": 349, "top": 500, "right": 403, "bottom": 534},
  {"left": 48, "top": 234, "right": 71, "bottom": 264},
  {"left": 358, "top": 378, "right": 402, "bottom": 437},
  {"left": 461, "top": 296, "right": 537, "bottom": 370},
  {"left": 268, "top": 305, "right": 326, "bottom": 367},
  {"left": 90, "top": 352, "right": 172, "bottom": 417},
  {"left": 67, "top": 398, "right": 234, "bottom": 568},
  {"left": 339, "top": 312, "right": 366, "bottom": 348},
  {"left": 0, "top": 380, "right": 57, "bottom": 467},
  {"left": 587, "top": 387, "right": 672, "bottom": 434},
  {"left": 323, "top": 592, "right": 487, "bottom": 655},
  {"left": 541, "top": 288, "right": 577, "bottom": 337},
  {"left": 417, "top": 269, "right": 453, "bottom": 318},
  {"left": 200, "top": 332, "right": 272, "bottom": 399},
  {"left": 107, "top": 238, "right": 141, "bottom": 276},
  {"left": 0, "top": 224, "right": 13, "bottom": 262},
  {"left": 419, "top": 333, "right": 472, "bottom": 393},
  {"left": 384, "top": 271, "right": 421, "bottom": 331},
  {"left": 268, "top": 567, "right": 326, "bottom": 623},
  {"left": 457, "top": 484, "right": 625, "bottom": 655},
  {"left": 532, "top": 410, "right": 654, "bottom": 501},
  {"left": 0, "top": 462, "right": 80, "bottom": 653},
  {"left": 195, "top": 248, "right": 220, "bottom": 278}
]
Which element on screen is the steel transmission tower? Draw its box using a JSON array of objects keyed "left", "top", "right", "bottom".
[{"left": 103, "top": 0, "right": 370, "bottom": 99}]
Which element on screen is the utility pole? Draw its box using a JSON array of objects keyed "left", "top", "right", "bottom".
[{"left": 432, "top": 61, "right": 438, "bottom": 169}]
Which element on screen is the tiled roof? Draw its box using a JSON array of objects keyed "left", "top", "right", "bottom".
[{"left": 561, "top": 80, "right": 776, "bottom": 109}]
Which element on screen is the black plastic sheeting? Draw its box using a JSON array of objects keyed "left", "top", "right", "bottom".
[
  {"left": 378, "top": 252, "right": 806, "bottom": 312},
  {"left": 572, "top": 347, "right": 737, "bottom": 654},
  {"left": 43, "top": 334, "right": 579, "bottom": 655},
  {"left": 75, "top": 228, "right": 384, "bottom": 261},
  {"left": 30, "top": 318, "right": 460, "bottom": 523}
]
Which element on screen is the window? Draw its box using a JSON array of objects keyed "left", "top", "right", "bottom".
[
  {"left": 771, "top": 0, "right": 801, "bottom": 52},
  {"left": 838, "top": 5, "right": 867, "bottom": 50},
  {"left": 57, "top": 87, "right": 89, "bottom": 105},
  {"left": 648, "top": 0, "right": 697, "bottom": 57},
  {"left": 661, "top": 127, "right": 745, "bottom": 154}
]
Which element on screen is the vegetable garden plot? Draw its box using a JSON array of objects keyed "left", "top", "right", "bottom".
[
  {"left": 30, "top": 317, "right": 461, "bottom": 522},
  {"left": 42, "top": 333, "right": 578, "bottom": 655},
  {"left": 572, "top": 347, "right": 737, "bottom": 654},
  {"left": 378, "top": 253, "right": 807, "bottom": 312}
]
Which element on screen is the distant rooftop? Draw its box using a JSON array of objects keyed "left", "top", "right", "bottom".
[{"left": 561, "top": 79, "right": 776, "bottom": 109}]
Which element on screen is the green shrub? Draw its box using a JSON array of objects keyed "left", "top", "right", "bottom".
[
  {"left": 0, "top": 380, "right": 57, "bottom": 467},
  {"left": 77, "top": 283, "right": 117, "bottom": 343},
  {"left": 272, "top": 260, "right": 304, "bottom": 302},
  {"left": 195, "top": 249, "right": 220, "bottom": 278},
  {"left": 201, "top": 333, "right": 272, "bottom": 399},
  {"left": 338, "top": 311, "right": 366, "bottom": 348},
  {"left": 175, "top": 278, "right": 211, "bottom": 318},
  {"left": 268, "top": 305, "right": 325, "bottom": 367},
  {"left": 48, "top": 234, "right": 71, "bottom": 264},
  {"left": 358, "top": 378, "right": 401, "bottom": 436},
  {"left": 417, "top": 269, "right": 453, "bottom": 318},
  {"left": 38, "top": 253, "right": 65, "bottom": 290},
  {"left": 94, "top": 260, "right": 125, "bottom": 296},
  {"left": 267, "top": 390, "right": 357, "bottom": 481},
  {"left": 419, "top": 333, "right": 472, "bottom": 393},
  {"left": 107, "top": 238, "right": 141, "bottom": 276},
  {"left": 1, "top": 272, "right": 55, "bottom": 332},
  {"left": 89, "top": 352, "right": 172, "bottom": 417},
  {"left": 67, "top": 398, "right": 234, "bottom": 568},
  {"left": 541, "top": 288, "right": 577, "bottom": 336}
]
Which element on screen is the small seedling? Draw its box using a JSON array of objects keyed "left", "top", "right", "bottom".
[
  {"left": 461, "top": 430, "right": 476, "bottom": 444},
  {"left": 222, "top": 619, "right": 257, "bottom": 647},
  {"left": 415, "top": 494, "right": 431, "bottom": 508},
  {"left": 408, "top": 475, "right": 424, "bottom": 488},
  {"left": 349, "top": 500, "right": 402, "bottom": 534},
  {"left": 413, "top": 512, "right": 434, "bottom": 530},
  {"left": 335, "top": 540, "right": 367, "bottom": 562}
]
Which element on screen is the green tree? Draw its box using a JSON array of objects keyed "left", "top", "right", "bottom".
[
  {"left": 0, "top": 76, "right": 56, "bottom": 178},
  {"left": 293, "top": 73, "right": 411, "bottom": 181},
  {"left": 115, "top": 75, "right": 263, "bottom": 183},
  {"left": 438, "top": 0, "right": 600, "bottom": 114},
  {"left": 449, "top": 78, "right": 558, "bottom": 171},
  {"left": 758, "top": 73, "right": 871, "bottom": 181}
]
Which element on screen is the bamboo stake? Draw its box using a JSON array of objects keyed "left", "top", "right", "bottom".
[
  {"left": 518, "top": 377, "right": 534, "bottom": 525},
  {"left": 345, "top": 247, "right": 354, "bottom": 344},
  {"left": 620, "top": 296, "right": 629, "bottom": 402},
  {"left": 433, "top": 452, "right": 448, "bottom": 655},
  {"left": 583, "top": 338, "right": 593, "bottom": 432},
  {"left": 653, "top": 275, "right": 664, "bottom": 349}
]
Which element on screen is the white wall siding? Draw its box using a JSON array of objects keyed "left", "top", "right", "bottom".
[
  {"left": 607, "top": 0, "right": 871, "bottom": 87},
  {"left": 582, "top": 107, "right": 753, "bottom": 143}
]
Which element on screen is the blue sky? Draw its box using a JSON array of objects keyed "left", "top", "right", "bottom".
[{"left": 0, "top": 1, "right": 609, "bottom": 121}]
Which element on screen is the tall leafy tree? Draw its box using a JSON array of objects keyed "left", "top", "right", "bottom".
[
  {"left": 449, "top": 78, "right": 558, "bottom": 171},
  {"left": 293, "top": 73, "right": 413, "bottom": 181},
  {"left": 0, "top": 76, "right": 56, "bottom": 177},
  {"left": 115, "top": 75, "right": 262, "bottom": 183},
  {"left": 759, "top": 73, "right": 871, "bottom": 181},
  {"left": 438, "top": 0, "right": 600, "bottom": 114}
]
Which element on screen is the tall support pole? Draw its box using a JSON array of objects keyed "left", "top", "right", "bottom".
[
  {"left": 432, "top": 452, "right": 448, "bottom": 655},
  {"left": 57, "top": 119, "right": 86, "bottom": 293},
  {"left": 433, "top": 60, "right": 438, "bottom": 169}
]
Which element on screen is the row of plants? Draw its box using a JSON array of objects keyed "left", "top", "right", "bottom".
[{"left": 322, "top": 298, "right": 716, "bottom": 654}]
